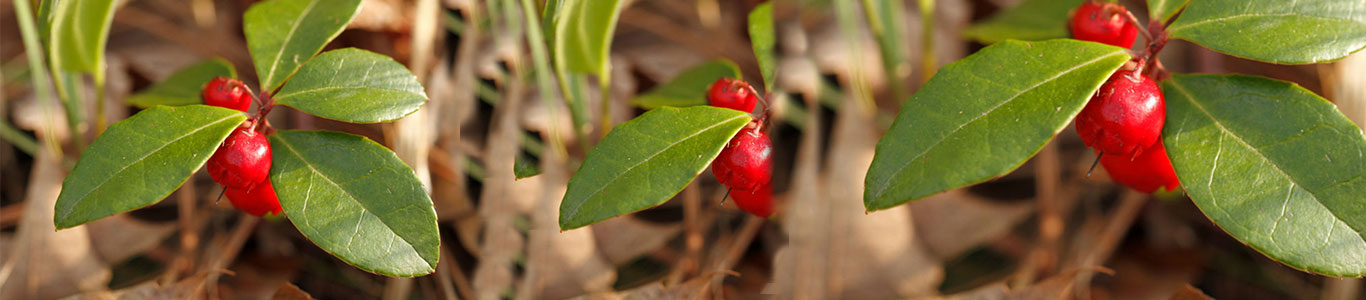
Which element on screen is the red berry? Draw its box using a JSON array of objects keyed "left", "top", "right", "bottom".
[
  {"left": 207, "top": 126, "right": 272, "bottom": 189},
  {"left": 707, "top": 78, "right": 758, "bottom": 113},
  {"left": 1069, "top": 1, "right": 1139, "bottom": 48},
  {"left": 1100, "top": 139, "right": 1180, "bottom": 193},
  {"left": 202, "top": 77, "right": 252, "bottom": 112},
  {"left": 1075, "top": 71, "right": 1165, "bottom": 158},
  {"left": 225, "top": 178, "right": 283, "bottom": 216},
  {"left": 713, "top": 126, "right": 772, "bottom": 191},
  {"left": 732, "top": 183, "right": 773, "bottom": 218}
]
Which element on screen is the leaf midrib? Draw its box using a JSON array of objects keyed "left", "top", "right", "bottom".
[
  {"left": 1167, "top": 78, "right": 1358, "bottom": 235},
  {"left": 261, "top": 0, "right": 321, "bottom": 90},
  {"left": 562, "top": 113, "right": 748, "bottom": 221},
  {"left": 869, "top": 49, "right": 1128, "bottom": 199},
  {"left": 57, "top": 113, "right": 241, "bottom": 221},
  {"left": 274, "top": 134, "right": 431, "bottom": 267},
  {"left": 1170, "top": 12, "right": 1366, "bottom": 33}
]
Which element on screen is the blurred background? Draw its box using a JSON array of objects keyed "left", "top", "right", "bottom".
[{"left": 1, "top": 0, "right": 1364, "bottom": 299}]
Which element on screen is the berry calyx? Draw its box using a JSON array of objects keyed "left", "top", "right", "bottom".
[
  {"left": 202, "top": 77, "right": 253, "bottom": 112},
  {"left": 1100, "top": 139, "right": 1180, "bottom": 193},
  {"left": 225, "top": 178, "right": 283, "bottom": 216},
  {"left": 731, "top": 183, "right": 773, "bottom": 218},
  {"left": 713, "top": 126, "right": 772, "bottom": 191},
  {"left": 1075, "top": 71, "right": 1165, "bottom": 158},
  {"left": 1069, "top": 1, "right": 1139, "bottom": 48},
  {"left": 207, "top": 125, "right": 272, "bottom": 190},
  {"left": 707, "top": 78, "right": 758, "bottom": 113}
]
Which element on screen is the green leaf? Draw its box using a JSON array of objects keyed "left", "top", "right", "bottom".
[
  {"left": 1162, "top": 74, "right": 1366, "bottom": 276},
  {"left": 547, "top": 0, "right": 625, "bottom": 78},
  {"left": 748, "top": 2, "right": 776, "bottom": 92},
  {"left": 270, "top": 130, "right": 439, "bottom": 277},
  {"left": 273, "top": 48, "right": 427, "bottom": 123},
  {"left": 963, "top": 0, "right": 1085, "bottom": 44},
  {"left": 245, "top": 0, "right": 362, "bottom": 92},
  {"left": 630, "top": 59, "right": 741, "bottom": 109},
  {"left": 862, "top": 0, "right": 909, "bottom": 98},
  {"left": 1146, "top": 0, "right": 1189, "bottom": 24},
  {"left": 47, "top": 0, "right": 116, "bottom": 74},
  {"left": 1167, "top": 0, "right": 1366, "bottom": 64},
  {"left": 54, "top": 105, "right": 246, "bottom": 229},
  {"left": 127, "top": 58, "right": 237, "bottom": 108},
  {"left": 560, "top": 106, "right": 750, "bottom": 230},
  {"left": 864, "top": 39, "right": 1128, "bottom": 211}
]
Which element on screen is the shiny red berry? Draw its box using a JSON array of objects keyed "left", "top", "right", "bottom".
[
  {"left": 207, "top": 126, "right": 272, "bottom": 189},
  {"left": 713, "top": 126, "right": 772, "bottom": 191},
  {"left": 1069, "top": 1, "right": 1139, "bottom": 48},
  {"left": 225, "top": 178, "right": 283, "bottom": 216},
  {"left": 1075, "top": 71, "right": 1165, "bottom": 158},
  {"left": 1100, "top": 139, "right": 1180, "bottom": 193},
  {"left": 707, "top": 78, "right": 758, "bottom": 113},
  {"left": 202, "top": 77, "right": 252, "bottom": 112},
  {"left": 731, "top": 183, "right": 773, "bottom": 218}
]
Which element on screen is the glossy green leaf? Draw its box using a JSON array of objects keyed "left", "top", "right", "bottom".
[
  {"left": 963, "top": 0, "right": 1085, "bottom": 44},
  {"left": 1167, "top": 0, "right": 1366, "bottom": 64},
  {"left": 630, "top": 60, "right": 741, "bottom": 109},
  {"left": 127, "top": 58, "right": 237, "bottom": 108},
  {"left": 864, "top": 39, "right": 1128, "bottom": 211},
  {"left": 560, "top": 106, "right": 750, "bottom": 230},
  {"left": 748, "top": 2, "right": 776, "bottom": 92},
  {"left": 273, "top": 48, "right": 427, "bottom": 123},
  {"left": 245, "top": 0, "right": 362, "bottom": 92},
  {"left": 1146, "top": 0, "right": 1189, "bottom": 24},
  {"left": 47, "top": 0, "right": 115, "bottom": 74},
  {"left": 270, "top": 130, "right": 439, "bottom": 277},
  {"left": 1162, "top": 74, "right": 1366, "bottom": 276},
  {"left": 54, "top": 105, "right": 246, "bottom": 229},
  {"left": 548, "top": 0, "right": 624, "bottom": 78}
]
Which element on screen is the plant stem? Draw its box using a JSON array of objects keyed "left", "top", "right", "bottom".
[
  {"left": 11, "top": 0, "right": 62, "bottom": 157},
  {"left": 518, "top": 0, "right": 569, "bottom": 160}
]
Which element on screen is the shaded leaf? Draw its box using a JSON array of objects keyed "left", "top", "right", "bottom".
[
  {"left": 273, "top": 48, "right": 427, "bottom": 123},
  {"left": 748, "top": 2, "right": 776, "bottom": 92},
  {"left": 270, "top": 130, "right": 439, "bottom": 277},
  {"left": 55, "top": 105, "right": 246, "bottom": 229},
  {"left": 560, "top": 106, "right": 750, "bottom": 230},
  {"left": 1147, "top": 0, "right": 1190, "bottom": 24},
  {"left": 548, "top": 0, "right": 625, "bottom": 78},
  {"left": 244, "top": 0, "right": 362, "bottom": 92},
  {"left": 48, "top": 0, "right": 116, "bottom": 74},
  {"left": 1163, "top": 74, "right": 1366, "bottom": 276},
  {"left": 1167, "top": 0, "right": 1366, "bottom": 64},
  {"left": 127, "top": 58, "right": 237, "bottom": 108},
  {"left": 630, "top": 59, "right": 741, "bottom": 109},
  {"left": 963, "top": 0, "right": 1085, "bottom": 44},
  {"left": 864, "top": 39, "right": 1129, "bottom": 211}
]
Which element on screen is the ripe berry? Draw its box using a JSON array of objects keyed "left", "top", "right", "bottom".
[
  {"left": 202, "top": 77, "right": 252, "bottom": 112},
  {"left": 225, "top": 178, "right": 283, "bottom": 216},
  {"left": 707, "top": 78, "right": 758, "bottom": 113},
  {"left": 1075, "top": 71, "right": 1165, "bottom": 158},
  {"left": 731, "top": 183, "right": 773, "bottom": 218},
  {"left": 207, "top": 126, "right": 272, "bottom": 189},
  {"left": 1069, "top": 1, "right": 1139, "bottom": 48},
  {"left": 1100, "top": 139, "right": 1180, "bottom": 193},
  {"left": 713, "top": 126, "right": 772, "bottom": 191}
]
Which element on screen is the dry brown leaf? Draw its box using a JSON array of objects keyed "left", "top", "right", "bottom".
[
  {"left": 472, "top": 37, "right": 530, "bottom": 299},
  {"left": 85, "top": 214, "right": 176, "bottom": 264},
  {"left": 519, "top": 145, "right": 615, "bottom": 299},
  {"left": 60, "top": 273, "right": 209, "bottom": 300},
  {"left": 1, "top": 151, "right": 111, "bottom": 299},
  {"left": 911, "top": 190, "right": 1032, "bottom": 260},
  {"left": 591, "top": 216, "right": 683, "bottom": 266},
  {"left": 271, "top": 282, "right": 315, "bottom": 300}
]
